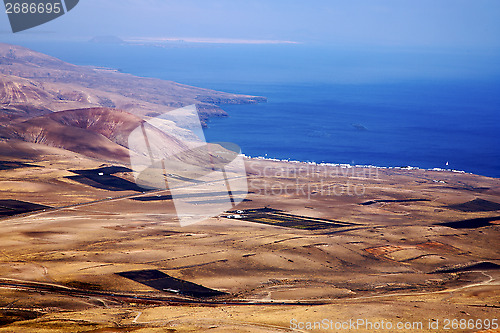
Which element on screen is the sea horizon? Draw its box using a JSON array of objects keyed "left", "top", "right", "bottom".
[{"left": 8, "top": 40, "right": 500, "bottom": 178}]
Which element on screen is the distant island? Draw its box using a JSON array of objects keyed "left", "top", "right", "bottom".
[{"left": 89, "top": 36, "right": 126, "bottom": 44}]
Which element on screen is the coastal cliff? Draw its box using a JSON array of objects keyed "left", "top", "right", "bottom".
[{"left": 0, "top": 43, "right": 266, "bottom": 122}]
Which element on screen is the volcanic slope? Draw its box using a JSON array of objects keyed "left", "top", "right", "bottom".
[{"left": 0, "top": 107, "right": 192, "bottom": 162}]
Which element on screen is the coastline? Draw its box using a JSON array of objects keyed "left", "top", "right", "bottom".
[
  {"left": 245, "top": 155, "right": 475, "bottom": 176},
  {"left": 0, "top": 43, "right": 268, "bottom": 122}
]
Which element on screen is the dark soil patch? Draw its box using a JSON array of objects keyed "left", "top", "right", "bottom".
[
  {"left": 0, "top": 199, "right": 51, "bottom": 217},
  {"left": 131, "top": 190, "right": 248, "bottom": 202},
  {"left": 0, "top": 161, "right": 39, "bottom": 170},
  {"left": 66, "top": 166, "right": 145, "bottom": 192},
  {"left": 225, "top": 208, "right": 354, "bottom": 230},
  {"left": 436, "top": 216, "right": 500, "bottom": 229},
  {"left": 432, "top": 261, "right": 500, "bottom": 273},
  {"left": 64, "top": 280, "right": 103, "bottom": 291},
  {"left": 360, "top": 199, "right": 430, "bottom": 206},
  {"left": 0, "top": 309, "right": 41, "bottom": 327},
  {"left": 116, "top": 269, "right": 227, "bottom": 298},
  {"left": 22, "top": 231, "right": 65, "bottom": 238},
  {"left": 447, "top": 198, "right": 500, "bottom": 212},
  {"left": 438, "top": 186, "right": 490, "bottom": 193}
]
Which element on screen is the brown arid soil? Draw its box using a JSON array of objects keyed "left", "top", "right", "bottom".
[
  {"left": 0, "top": 43, "right": 498, "bottom": 332},
  {"left": 0, "top": 146, "right": 498, "bottom": 332}
]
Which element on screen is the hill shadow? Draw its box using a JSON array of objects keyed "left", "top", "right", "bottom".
[
  {"left": 66, "top": 166, "right": 145, "bottom": 192},
  {"left": 0, "top": 199, "right": 51, "bottom": 217},
  {"left": 436, "top": 216, "right": 500, "bottom": 229},
  {"left": 447, "top": 198, "right": 500, "bottom": 212},
  {"left": 116, "top": 269, "right": 227, "bottom": 298}
]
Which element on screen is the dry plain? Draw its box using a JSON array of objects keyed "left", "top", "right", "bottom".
[
  {"left": 0, "top": 43, "right": 498, "bottom": 332},
  {"left": 0, "top": 142, "right": 498, "bottom": 332}
]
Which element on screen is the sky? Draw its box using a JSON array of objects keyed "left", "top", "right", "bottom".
[{"left": 1, "top": 0, "right": 500, "bottom": 49}]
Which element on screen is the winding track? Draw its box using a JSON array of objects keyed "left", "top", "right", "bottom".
[{"left": 0, "top": 174, "right": 248, "bottom": 224}]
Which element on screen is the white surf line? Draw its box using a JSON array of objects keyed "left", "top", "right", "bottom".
[{"left": 248, "top": 156, "right": 470, "bottom": 175}]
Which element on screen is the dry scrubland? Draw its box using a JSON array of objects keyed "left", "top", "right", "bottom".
[
  {"left": 0, "top": 144, "right": 498, "bottom": 332},
  {"left": 0, "top": 43, "right": 498, "bottom": 332}
]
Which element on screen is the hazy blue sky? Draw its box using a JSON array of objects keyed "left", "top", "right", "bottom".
[{"left": 1, "top": 0, "right": 500, "bottom": 48}]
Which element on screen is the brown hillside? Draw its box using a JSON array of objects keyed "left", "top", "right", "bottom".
[{"left": 0, "top": 107, "right": 198, "bottom": 163}]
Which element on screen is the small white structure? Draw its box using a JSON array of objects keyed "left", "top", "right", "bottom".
[{"left": 164, "top": 288, "right": 180, "bottom": 293}]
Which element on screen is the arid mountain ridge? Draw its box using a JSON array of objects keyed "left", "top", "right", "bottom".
[
  {"left": 0, "top": 43, "right": 266, "bottom": 121},
  {"left": 0, "top": 43, "right": 265, "bottom": 162}
]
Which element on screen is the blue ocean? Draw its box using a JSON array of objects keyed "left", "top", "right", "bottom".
[{"left": 13, "top": 41, "right": 500, "bottom": 177}]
